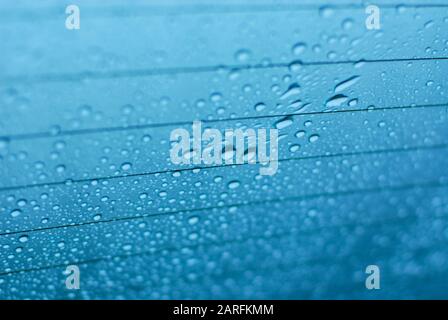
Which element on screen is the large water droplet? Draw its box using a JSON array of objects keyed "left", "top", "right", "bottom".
[
  {"left": 280, "top": 83, "right": 301, "bottom": 100},
  {"left": 325, "top": 94, "right": 348, "bottom": 108},
  {"left": 334, "top": 76, "right": 360, "bottom": 93}
]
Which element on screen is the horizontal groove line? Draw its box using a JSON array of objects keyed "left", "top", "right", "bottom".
[
  {"left": 0, "top": 205, "right": 441, "bottom": 277},
  {"left": 1, "top": 101, "right": 447, "bottom": 142},
  {"left": 1, "top": 162, "right": 447, "bottom": 237},
  {"left": 2, "top": 57, "right": 447, "bottom": 85},
  {"left": 0, "top": 141, "right": 446, "bottom": 194},
  {"left": 1, "top": 3, "right": 447, "bottom": 20}
]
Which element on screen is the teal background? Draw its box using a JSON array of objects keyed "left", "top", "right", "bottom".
[{"left": 0, "top": 0, "right": 448, "bottom": 299}]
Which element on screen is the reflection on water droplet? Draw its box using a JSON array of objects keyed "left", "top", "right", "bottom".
[
  {"left": 122, "top": 104, "right": 134, "bottom": 115},
  {"left": 234, "top": 49, "right": 251, "bottom": 62},
  {"left": 292, "top": 42, "right": 307, "bottom": 55},
  {"left": 348, "top": 98, "right": 358, "bottom": 107},
  {"left": 319, "top": 6, "right": 334, "bottom": 18},
  {"left": 325, "top": 94, "right": 348, "bottom": 107},
  {"left": 121, "top": 162, "right": 132, "bottom": 171},
  {"left": 139, "top": 193, "right": 148, "bottom": 199},
  {"left": 10, "top": 209, "right": 22, "bottom": 218},
  {"left": 228, "top": 180, "right": 241, "bottom": 189},
  {"left": 142, "top": 135, "right": 151, "bottom": 142},
  {"left": 19, "top": 235, "right": 29, "bottom": 243},
  {"left": 210, "top": 92, "right": 222, "bottom": 102},
  {"left": 188, "top": 216, "right": 199, "bottom": 225},
  {"left": 122, "top": 244, "right": 132, "bottom": 251},
  {"left": 309, "top": 134, "right": 320, "bottom": 143},
  {"left": 334, "top": 76, "right": 360, "bottom": 93},
  {"left": 280, "top": 83, "right": 301, "bottom": 100},
  {"left": 254, "top": 102, "right": 266, "bottom": 112},
  {"left": 295, "top": 130, "right": 306, "bottom": 138},
  {"left": 342, "top": 18, "right": 354, "bottom": 30},
  {"left": 289, "top": 144, "right": 301, "bottom": 152},
  {"left": 274, "top": 116, "right": 294, "bottom": 129},
  {"left": 0, "top": 137, "right": 10, "bottom": 150},
  {"left": 289, "top": 60, "right": 303, "bottom": 72}
]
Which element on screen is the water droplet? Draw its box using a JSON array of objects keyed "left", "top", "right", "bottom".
[
  {"left": 309, "top": 134, "right": 320, "bottom": 143},
  {"left": 0, "top": 137, "right": 10, "bottom": 150},
  {"left": 289, "top": 144, "right": 301, "bottom": 152},
  {"left": 122, "top": 244, "right": 132, "bottom": 251},
  {"left": 295, "top": 130, "right": 306, "bottom": 138},
  {"left": 342, "top": 18, "right": 354, "bottom": 30},
  {"left": 289, "top": 60, "right": 303, "bottom": 72},
  {"left": 325, "top": 94, "right": 348, "bottom": 107},
  {"left": 274, "top": 116, "right": 294, "bottom": 130},
  {"left": 280, "top": 83, "right": 301, "bottom": 100},
  {"left": 334, "top": 76, "right": 360, "bottom": 93},
  {"left": 228, "top": 180, "right": 241, "bottom": 189},
  {"left": 188, "top": 216, "right": 199, "bottom": 225},
  {"left": 348, "top": 98, "right": 358, "bottom": 107},
  {"left": 254, "top": 102, "right": 266, "bottom": 112},
  {"left": 319, "top": 6, "right": 334, "bottom": 18},
  {"left": 10, "top": 209, "right": 22, "bottom": 218},
  {"left": 142, "top": 135, "right": 151, "bottom": 142},
  {"left": 188, "top": 232, "right": 199, "bottom": 240},
  {"left": 210, "top": 92, "right": 222, "bottom": 102},
  {"left": 234, "top": 49, "right": 251, "bottom": 62},
  {"left": 159, "top": 191, "right": 168, "bottom": 197},
  {"left": 122, "top": 104, "right": 134, "bottom": 115},
  {"left": 139, "top": 193, "right": 148, "bottom": 199},
  {"left": 292, "top": 42, "right": 307, "bottom": 55},
  {"left": 121, "top": 162, "right": 132, "bottom": 171},
  {"left": 19, "top": 235, "right": 29, "bottom": 243}
]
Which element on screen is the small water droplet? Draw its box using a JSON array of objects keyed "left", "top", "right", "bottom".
[
  {"left": 289, "top": 60, "right": 303, "bottom": 72},
  {"left": 10, "top": 209, "right": 22, "bottom": 218},
  {"left": 319, "top": 6, "right": 334, "bottom": 18},
  {"left": 280, "top": 83, "right": 301, "bottom": 100},
  {"left": 139, "top": 193, "right": 148, "bottom": 199},
  {"left": 188, "top": 216, "right": 199, "bottom": 225},
  {"left": 309, "top": 134, "right": 320, "bottom": 143},
  {"left": 289, "top": 144, "right": 301, "bottom": 152},
  {"left": 254, "top": 102, "right": 266, "bottom": 112},
  {"left": 292, "top": 42, "right": 307, "bottom": 55},
  {"left": 228, "top": 180, "right": 241, "bottom": 189},
  {"left": 234, "top": 49, "right": 251, "bottom": 62},
  {"left": 122, "top": 244, "right": 132, "bottom": 251},
  {"left": 19, "top": 235, "right": 29, "bottom": 243},
  {"left": 295, "top": 130, "right": 306, "bottom": 138},
  {"left": 0, "top": 137, "right": 10, "bottom": 150}
]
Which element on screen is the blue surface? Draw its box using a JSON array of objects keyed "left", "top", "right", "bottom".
[{"left": 0, "top": 0, "right": 448, "bottom": 299}]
